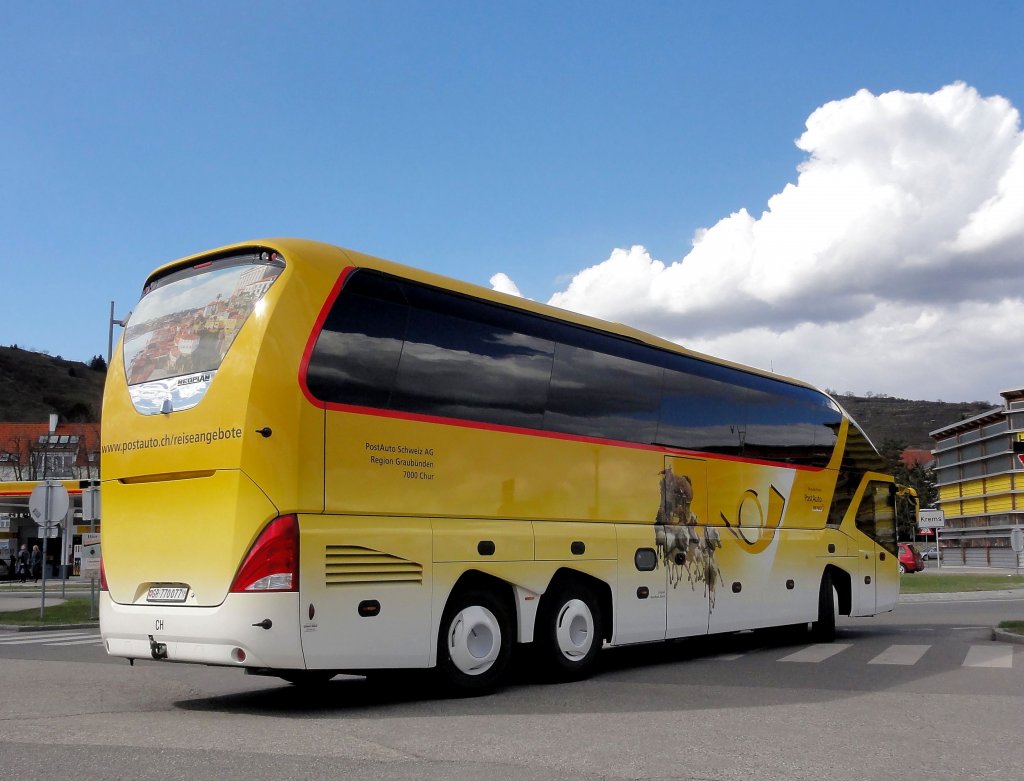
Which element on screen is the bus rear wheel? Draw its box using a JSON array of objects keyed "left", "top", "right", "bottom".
[
  {"left": 536, "top": 581, "right": 602, "bottom": 681},
  {"left": 437, "top": 589, "right": 512, "bottom": 694}
]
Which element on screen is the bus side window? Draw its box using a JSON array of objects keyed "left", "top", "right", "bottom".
[{"left": 307, "top": 273, "right": 409, "bottom": 407}]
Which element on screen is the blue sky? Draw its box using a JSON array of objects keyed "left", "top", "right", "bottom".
[{"left": 5, "top": 2, "right": 1024, "bottom": 403}]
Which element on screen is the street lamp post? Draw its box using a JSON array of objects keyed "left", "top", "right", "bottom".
[{"left": 107, "top": 301, "right": 131, "bottom": 365}]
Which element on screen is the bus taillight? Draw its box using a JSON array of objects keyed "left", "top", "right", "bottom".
[
  {"left": 99, "top": 558, "right": 107, "bottom": 591},
  {"left": 229, "top": 514, "right": 299, "bottom": 593}
]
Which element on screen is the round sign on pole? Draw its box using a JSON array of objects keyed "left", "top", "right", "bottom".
[{"left": 28, "top": 480, "right": 70, "bottom": 526}]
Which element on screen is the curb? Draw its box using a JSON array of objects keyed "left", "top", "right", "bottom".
[
  {"left": 897, "top": 589, "right": 1024, "bottom": 603},
  {"left": 992, "top": 628, "right": 1024, "bottom": 645}
]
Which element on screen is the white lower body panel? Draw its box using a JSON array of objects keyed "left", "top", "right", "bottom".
[{"left": 100, "top": 591, "right": 304, "bottom": 669}]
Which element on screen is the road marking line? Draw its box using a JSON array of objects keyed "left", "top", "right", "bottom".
[
  {"left": 47, "top": 637, "right": 103, "bottom": 646},
  {"left": 0, "top": 632, "right": 96, "bottom": 645},
  {"left": 963, "top": 644, "right": 1014, "bottom": 668},
  {"left": 868, "top": 644, "right": 930, "bottom": 665},
  {"left": 708, "top": 653, "right": 745, "bottom": 661},
  {"left": 779, "top": 643, "right": 852, "bottom": 663}
]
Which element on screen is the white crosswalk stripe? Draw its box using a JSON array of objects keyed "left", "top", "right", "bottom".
[
  {"left": 48, "top": 636, "right": 105, "bottom": 646},
  {"left": 779, "top": 643, "right": 853, "bottom": 663},
  {"left": 869, "top": 644, "right": 931, "bottom": 666},
  {"left": 0, "top": 630, "right": 101, "bottom": 646},
  {"left": 708, "top": 642, "right": 1017, "bottom": 669},
  {"left": 0, "top": 633, "right": 1017, "bottom": 668},
  {"left": 963, "top": 643, "right": 1014, "bottom": 668}
]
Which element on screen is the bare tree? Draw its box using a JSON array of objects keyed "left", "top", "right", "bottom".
[{"left": 0, "top": 433, "right": 30, "bottom": 481}]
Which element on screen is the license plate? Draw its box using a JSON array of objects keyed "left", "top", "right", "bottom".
[{"left": 147, "top": 585, "right": 189, "bottom": 603}]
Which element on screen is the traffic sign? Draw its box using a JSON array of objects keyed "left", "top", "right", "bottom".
[
  {"left": 81, "top": 532, "right": 101, "bottom": 575},
  {"left": 82, "top": 485, "right": 100, "bottom": 522},
  {"left": 918, "top": 508, "right": 946, "bottom": 529},
  {"left": 28, "top": 480, "right": 69, "bottom": 527},
  {"left": 1011, "top": 527, "right": 1024, "bottom": 554}
]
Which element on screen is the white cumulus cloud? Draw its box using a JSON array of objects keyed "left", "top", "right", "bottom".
[
  {"left": 498, "top": 83, "right": 1024, "bottom": 402},
  {"left": 489, "top": 272, "right": 523, "bottom": 297}
]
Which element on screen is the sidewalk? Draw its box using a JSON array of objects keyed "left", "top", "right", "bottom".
[
  {"left": 0, "top": 576, "right": 99, "bottom": 630},
  {"left": 0, "top": 594, "right": 76, "bottom": 611}
]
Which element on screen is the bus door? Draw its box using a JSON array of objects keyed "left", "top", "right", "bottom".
[
  {"left": 660, "top": 457, "right": 712, "bottom": 639},
  {"left": 850, "top": 481, "right": 898, "bottom": 615},
  {"left": 706, "top": 462, "right": 794, "bottom": 634}
]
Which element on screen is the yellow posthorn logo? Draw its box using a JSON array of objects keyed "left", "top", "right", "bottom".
[{"left": 720, "top": 485, "right": 786, "bottom": 554}]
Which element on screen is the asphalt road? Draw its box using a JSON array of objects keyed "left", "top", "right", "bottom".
[{"left": 0, "top": 596, "right": 1021, "bottom": 781}]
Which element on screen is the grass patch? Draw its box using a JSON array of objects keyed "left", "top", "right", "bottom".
[
  {"left": 0, "top": 597, "right": 96, "bottom": 625},
  {"left": 999, "top": 620, "right": 1024, "bottom": 633},
  {"left": 900, "top": 573, "right": 1024, "bottom": 594}
]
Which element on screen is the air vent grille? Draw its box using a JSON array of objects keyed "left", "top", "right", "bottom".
[{"left": 324, "top": 545, "right": 423, "bottom": 586}]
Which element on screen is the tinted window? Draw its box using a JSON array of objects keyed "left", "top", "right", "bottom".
[
  {"left": 743, "top": 391, "right": 840, "bottom": 466},
  {"left": 391, "top": 305, "right": 553, "bottom": 428},
  {"left": 306, "top": 273, "right": 408, "bottom": 407},
  {"left": 305, "top": 268, "right": 843, "bottom": 468},
  {"left": 124, "top": 252, "right": 285, "bottom": 415},
  {"left": 828, "top": 422, "right": 887, "bottom": 525},
  {"left": 657, "top": 355, "right": 840, "bottom": 465},
  {"left": 657, "top": 369, "right": 750, "bottom": 454},
  {"left": 126, "top": 254, "right": 283, "bottom": 386},
  {"left": 545, "top": 343, "right": 661, "bottom": 441}
]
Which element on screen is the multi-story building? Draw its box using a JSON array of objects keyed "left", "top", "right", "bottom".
[{"left": 930, "top": 387, "right": 1024, "bottom": 568}]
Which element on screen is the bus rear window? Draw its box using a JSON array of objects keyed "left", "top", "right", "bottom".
[{"left": 123, "top": 252, "right": 283, "bottom": 414}]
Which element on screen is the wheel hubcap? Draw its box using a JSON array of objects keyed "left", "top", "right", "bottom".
[
  {"left": 555, "top": 598, "right": 594, "bottom": 661},
  {"left": 447, "top": 605, "right": 501, "bottom": 676}
]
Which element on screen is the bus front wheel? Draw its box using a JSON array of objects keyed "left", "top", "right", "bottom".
[
  {"left": 437, "top": 589, "right": 512, "bottom": 693},
  {"left": 536, "top": 581, "right": 603, "bottom": 681},
  {"left": 810, "top": 571, "right": 836, "bottom": 643}
]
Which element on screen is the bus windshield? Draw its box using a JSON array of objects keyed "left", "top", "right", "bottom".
[{"left": 123, "top": 252, "right": 283, "bottom": 414}]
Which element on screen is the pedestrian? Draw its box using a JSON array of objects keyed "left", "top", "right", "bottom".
[
  {"left": 30, "top": 544, "right": 42, "bottom": 582},
  {"left": 16, "top": 544, "right": 29, "bottom": 583}
]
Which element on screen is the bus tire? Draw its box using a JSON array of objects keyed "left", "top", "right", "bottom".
[
  {"left": 811, "top": 571, "right": 836, "bottom": 643},
  {"left": 537, "top": 580, "right": 602, "bottom": 681},
  {"left": 437, "top": 588, "right": 512, "bottom": 694}
]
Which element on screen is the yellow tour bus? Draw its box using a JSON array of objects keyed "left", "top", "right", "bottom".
[{"left": 100, "top": 237, "right": 900, "bottom": 691}]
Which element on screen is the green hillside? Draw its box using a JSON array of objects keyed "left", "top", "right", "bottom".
[
  {"left": 836, "top": 394, "right": 995, "bottom": 451},
  {"left": 0, "top": 346, "right": 105, "bottom": 422}
]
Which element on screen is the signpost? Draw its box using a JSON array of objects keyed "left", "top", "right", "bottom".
[
  {"left": 28, "top": 479, "right": 69, "bottom": 619},
  {"left": 1011, "top": 527, "right": 1024, "bottom": 575},
  {"left": 80, "top": 479, "right": 101, "bottom": 619},
  {"left": 918, "top": 508, "right": 946, "bottom": 569}
]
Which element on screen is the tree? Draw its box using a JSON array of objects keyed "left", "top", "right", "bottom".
[
  {"left": 88, "top": 354, "right": 107, "bottom": 372},
  {"left": 1, "top": 433, "right": 29, "bottom": 481},
  {"left": 878, "top": 438, "right": 937, "bottom": 541}
]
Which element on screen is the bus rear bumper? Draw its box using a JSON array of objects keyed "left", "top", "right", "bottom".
[{"left": 100, "top": 591, "right": 304, "bottom": 669}]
